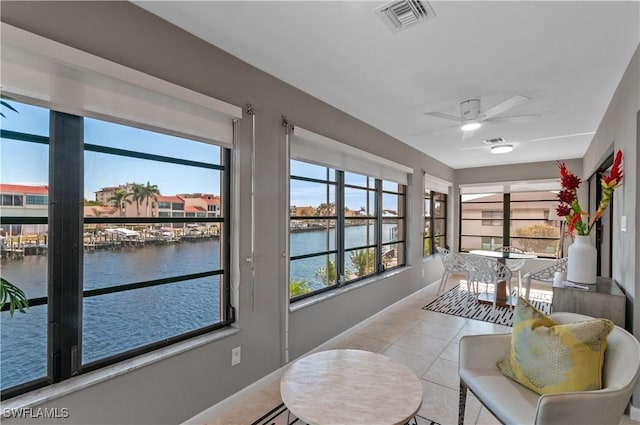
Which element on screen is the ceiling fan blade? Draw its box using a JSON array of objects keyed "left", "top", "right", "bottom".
[
  {"left": 484, "top": 114, "right": 540, "bottom": 123},
  {"left": 410, "top": 123, "right": 459, "bottom": 137},
  {"left": 424, "top": 111, "right": 461, "bottom": 122},
  {"left": 481, "top": 95, "right": 530, "bottom": 120}
]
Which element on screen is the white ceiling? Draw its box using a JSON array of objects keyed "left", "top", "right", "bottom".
[{"left": 135, "top": 1, "right": 639, "bottom": 169}]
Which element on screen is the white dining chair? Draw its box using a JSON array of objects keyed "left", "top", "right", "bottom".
[
  {"left": 466, "top": 256, "right": 513, "bottom": 318},
  {"left": 523, "top": 257, "right": 568, "bottom": 300},
  {"left": 494, "top": 246, "right": 527, "bottom": 296},
  {"left": 435, "top": 247, "right": 470, "bottom": 295}
]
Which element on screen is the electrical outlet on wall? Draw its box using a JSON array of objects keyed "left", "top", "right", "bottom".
[
  {"left": 231, "top": 346, "right": 241, "bottom": 366},
  {"left": 621, "top": 215, "right": 627, "bottom": 232}
]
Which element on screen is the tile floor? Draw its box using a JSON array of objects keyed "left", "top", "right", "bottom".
[{"left": 200, "top": 274, "right": 640, "bottom": 425}]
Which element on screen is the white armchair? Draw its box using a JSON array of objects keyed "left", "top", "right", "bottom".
[{"left": 458, "top": 312, "right": 640, "bottom": 425}]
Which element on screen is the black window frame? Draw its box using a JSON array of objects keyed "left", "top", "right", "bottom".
[
  {"left": 459, "top": 192, "right": 560, "bottom": 258},
  {"left": 289, "top": 162, "right": 407, "bottom": 302},
  {"left": 0, "top": 108, "right": 234, "bottom": 400},
  {"left": 423, "top": 190, "right": 447, "bottom": 256}
]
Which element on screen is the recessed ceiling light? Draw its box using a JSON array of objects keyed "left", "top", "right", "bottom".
[
  {"left": 491, "top": 144, "right": 514, "bottom": 154},
  {"left": 461, "top": 121, "right": 482, "bottom": 131}
]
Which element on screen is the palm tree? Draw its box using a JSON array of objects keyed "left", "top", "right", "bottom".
[
  {"left": 289, "top": 279, "right": 311, "bottom": 298},
  {"left": 141, "top": 181, "right": 160, "bottom": 216},
  {"left": 129, "top": 183, "right": 145, "bottom": 216},
  {"left": 108, "top": 188, "right": 132, "bottom": 217},
  {"left": 316, "top": 202, "right": 335, "bottom": 216},
  {"left": 316, "top": 259, "right": 337, "bottom": 286},
  {"left": 91, "top": 208, "right": 103, "bottom": 217},
  {"left": 350, "top": 249, "right": 376, "bottom": 277}
]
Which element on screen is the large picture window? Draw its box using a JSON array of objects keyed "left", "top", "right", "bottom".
[
  {"left": 460, "top": 191, "right": 560, "bottom": 258},
  {"left": 1, "top": 100, "right": 233, "bottom": 399},
  {"left": 289, "top": 160, "right": 406, "bottom": 300}
]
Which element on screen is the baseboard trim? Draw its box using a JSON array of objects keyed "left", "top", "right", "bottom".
[{"left": 181, "top": 282, "right": 439, "bottom": 424}]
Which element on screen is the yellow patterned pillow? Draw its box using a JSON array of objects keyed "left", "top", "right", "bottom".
[{"left": 497, "top": 297, "right": 613, "bottom": 395}]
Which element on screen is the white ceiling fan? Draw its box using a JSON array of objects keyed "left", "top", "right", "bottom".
[{"left": 422, "top": 94, "right": 538, "bottom": 139}]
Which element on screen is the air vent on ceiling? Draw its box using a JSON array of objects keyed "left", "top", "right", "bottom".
[
  {"left": 483, "top": 137, "right": 507, "bottom": 145},
  {"left": 375, "top": 0, "right": 436, "bottom": 32}
]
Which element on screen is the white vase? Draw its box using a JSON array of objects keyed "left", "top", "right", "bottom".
[{"left": 567, "top": 235, "right": 597, "bottom": 284}]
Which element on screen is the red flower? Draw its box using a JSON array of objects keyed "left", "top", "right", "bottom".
[
  {"left": 557, "top": 150, "right": 623, "bottom": 237},
  {"left": 602, "top": 150, "right": 624, "bottom": 188},
  {"left": 555, "top": 204, "right": 571, "bottom": 217},
  {"left": 557, "top": 189, "right": 576, "bottom": 204},
  {"left": 558, "top": 161, "right": 582, "bottom": 190}
]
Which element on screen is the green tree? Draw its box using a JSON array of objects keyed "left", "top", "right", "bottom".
[
  {"left": 108, "top": 188, "right": 132, "bottom": 217},
  {"left": 350, "top": 249, "right": 376, "bottom": 277},
  {"left": 141, "top": 181, "right": 160, "bottom": 216},
  {"left": 316, "top": 202, "right": 335, "bottom": 216},
  {"left": 514, "top": 223, "right": 560, "bottom": 254},
  {"left": 289, "top": 279, "right": 311, "bottom": 298},
  {"left": 129, "top": 183, "right": 146, "bottom": 216},
  {"left": 316, "top": 259, "right": 336, "bottom": 286},
  {"left": 0, "top": 277, "right": 28, "bottom": 317}
]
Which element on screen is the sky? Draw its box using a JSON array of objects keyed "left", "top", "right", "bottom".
[
  {"left": 2, "top": 100, "right": 402, "bottom": 210},
  {"left": 1, "top": 101, "right": 221, "bottom": 200}
]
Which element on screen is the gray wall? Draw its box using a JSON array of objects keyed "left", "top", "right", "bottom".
[
  {"left": 1, "top": 2, "right": 452, "bottom": 424},
  {"left": 582, "top": 44, "right": 639, "bottom": 409}
]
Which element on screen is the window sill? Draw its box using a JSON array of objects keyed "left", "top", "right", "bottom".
[
  {"left": 1, "top": 327, "right": 239, "bottom": 410},
  {"left": 290, "top": 266, "right": 413, "bottom": 313}
]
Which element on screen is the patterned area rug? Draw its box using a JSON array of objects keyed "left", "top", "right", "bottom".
[
  {"left": 251, "top": 403, "right": 440, "bottom": 425},
  {"left": 423, "top": 283, "right": 553, "bottom": 326}
]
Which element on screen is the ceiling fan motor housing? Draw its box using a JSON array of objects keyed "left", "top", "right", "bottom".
[{"left": 460, "top": 99, "right": 481, "bottom": 121}]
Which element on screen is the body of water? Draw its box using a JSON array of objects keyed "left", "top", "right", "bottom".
[{"left": 0, "top": 224, "right": 397, "bottom": 390}]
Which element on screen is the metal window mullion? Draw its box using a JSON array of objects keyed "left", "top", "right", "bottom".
[
  {"left": 375, "top": 179, "right": 383, "bottom": 272},
  {"left": 336, "top": 171, "right": 345, "bottom": 285},
  {"left": 49, "top": 111, "right": 83, "bottom": 382},
  {"left": 503, "top": 193, "right": 511, "bottom": 246},
  {"left": 222, "top": 147, "right": 233, "bottom": 322}
]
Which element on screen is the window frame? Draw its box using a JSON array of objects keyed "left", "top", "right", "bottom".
[
  {"left": 459, "top": 192, "right": 560, "bottom": 257},
  {"left": 423, "top": 190, "right": 447, "bottom": 256},
  {"left": 0, "top": 108, "right": 234, "bottom": 400},
  {"left": 289, "top": 162, "right": 407, "bottom": 302}
]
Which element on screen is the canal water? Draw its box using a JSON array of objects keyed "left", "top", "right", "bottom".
[{"left": 0, "top": 224, "right": 396, "bottom": 390}]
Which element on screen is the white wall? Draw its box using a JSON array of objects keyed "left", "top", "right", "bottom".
[{"left": 0, "top": 2, "right": 453, "bottom": 424}]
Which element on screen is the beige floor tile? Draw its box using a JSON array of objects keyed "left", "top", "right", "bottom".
[
  {"left": 422, "top": 357, "right": 459, "bottom": 390},
  {"left": 392, "top": 330, "right": 450, "bottom": 358},
  {"left": 463, "top": 318, "right": 512, "bottom": 335},
  {"left": 475, "top": 407, "right": 501, "bottom": 425},
  {"left": 261, "top": 379, "right": 282, "bottom": 402},
  {"left": 422, "top": 311, "right": 469, "bottom": 330},
  {"left": 206, "top": 390, "right": 280, "bottom": 425},
  {"left": 410, "top": 320, "right": 461, "bottom": 341},
  {"left": 354, "top": 321, "right": 403, "bottom": 344},
  {"left": 418, "top": 380, "right": 481, "bottom": 425},
  {"left": 451, "top": 327, "right": 482, "bottom": 344},
  {"left": 382, "top": 344, "right": 438, "bottom": 377},
  {"left": 439, "top": 342, "right": 459, "bottom": 363},
  {"left": 330, "top": 333, "right": 391, "bottom": 353}
]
